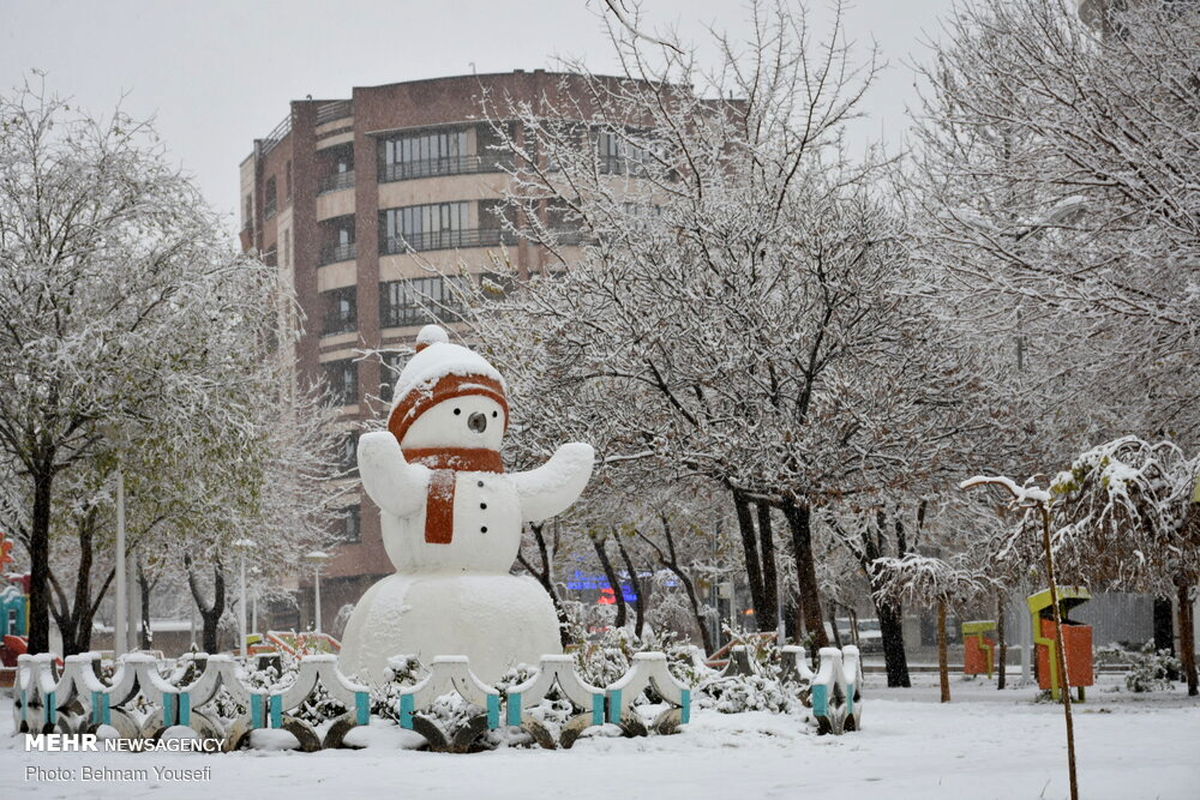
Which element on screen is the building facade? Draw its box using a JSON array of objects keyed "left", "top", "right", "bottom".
[{"left": 239, "top": 71, "right": 591, "bottom": 634}]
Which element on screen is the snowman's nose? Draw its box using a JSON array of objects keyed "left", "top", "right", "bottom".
[{"left": 467, "top": 412, "right": 488, "bottom": 433}]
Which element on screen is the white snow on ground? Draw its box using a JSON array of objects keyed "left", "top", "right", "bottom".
[{"left": 2, "top": 673, "right": 1197, "bottom": 800}]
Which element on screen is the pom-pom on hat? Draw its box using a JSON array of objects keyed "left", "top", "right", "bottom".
[{"left": 387, "top": 325, "right": 509, "bottom": 444}]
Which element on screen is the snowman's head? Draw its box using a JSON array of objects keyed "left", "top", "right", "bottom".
[
  {"left": 399, "top": 393, "right": 505, "bottom": 451},
  {"left": 387, "top": 325, "right": 510, "bottom": 453}
]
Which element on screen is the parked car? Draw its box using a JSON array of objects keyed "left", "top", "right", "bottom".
[{"left": 835, "top": 618, "right": 884, "bottom": 654}]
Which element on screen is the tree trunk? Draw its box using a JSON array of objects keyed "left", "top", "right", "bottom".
[
  {"left": 187, "top": 556, "right": 225, "bottom": 654},
  {"left": 518, "top": 522, "right": 572, "bottom": 648},
  {"left": 781, "top": 500, "right": 828, "bottom": 649},
  {"left": 617, "top": 541, "right": 645, "bottom": 638},
  {"left": 938, "top": 599, "right": 951, "bottom": 703},
  {"left": 1177, "top": 579, "right": 1197, "bottom": 697},
  {"left": 876, "top": 597, "right": 911, "bottom": 687},
  {"left": 1153, "top": 596, "right": 1176, "bottom": 654},
  {"left": 757, "top": 502, "right": 779, "bottom": 631},
  {"left": 27, "top": 466, "right": 54, "bottom": 654},
  {"left": 675, "top": 565, "right": 713, "bottom": 655},
  {"left": 997, "top": 590, "right": 1008, "bottom": 690},
  {"left": 137, "top": 560, "right": 152, "bottom": 650},
  {"left": 828, "top": 604, "right": 842, "bottom": 648},
  {"left": 733, "top": 491, "right": 770, "bottom": 631},
  {"left": 592, "top": 534, "right": 626, "bottom": 629}
]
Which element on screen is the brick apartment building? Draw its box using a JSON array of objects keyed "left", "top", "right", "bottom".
[{"left": 238, "top": 71, "right": 598, "bottom": 634}]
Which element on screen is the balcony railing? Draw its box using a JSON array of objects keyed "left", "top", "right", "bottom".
[
  {"left": 378, "top": 153, "right": 513, "bottom": 183},
  {"left": 318, "top": 170, "right": 355, "bottom": 194},
  {"left": 320, "top": 242, "right": 357, "bottom": 266},
  {"left": 316, "top": 100, "right": 353, "bottom": 126},
  {"left": 382, "top": 228, "right": 517, "bottom": 255},
  {"left": 598, "top": 155, "right": 653, "bottom": 177},
  {"left": 380, "top": 301, "right": 464, "bottom": 330}
]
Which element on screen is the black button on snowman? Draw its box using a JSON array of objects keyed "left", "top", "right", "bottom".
[{"left": 338, "top": 325, "right": 594, "bottom": 684}]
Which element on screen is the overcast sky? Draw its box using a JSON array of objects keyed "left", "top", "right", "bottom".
[{"left": 0, "top": 0, "right": 957, "bottom": 233}]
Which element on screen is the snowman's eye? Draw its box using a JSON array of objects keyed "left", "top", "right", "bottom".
[
  {"left": 453, "top": 408, "right": 461, "bottom": 415},
  {"left": 491, "top": 411, "right": 498, "bottom": 418}
]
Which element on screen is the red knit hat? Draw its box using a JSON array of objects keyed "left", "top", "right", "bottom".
[
  {"left": 387, "top": 372, "right": 509, "bottom": 444},
  {"left": 386, "top": 326, "right": 510, "bottom": 444}
]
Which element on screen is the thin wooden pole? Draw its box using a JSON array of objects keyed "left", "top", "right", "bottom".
[
  {"left": 938, "top": 599, "right": 950, "bottom": 703},
  {"left": 1040, "top": 505, "right": 1078, "bottom": 800}
]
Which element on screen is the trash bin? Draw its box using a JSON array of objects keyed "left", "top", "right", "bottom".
[
  {"left": 1027, "top": 587, "right": 1094, "bottom": 700},
  {"left": 962, "top": 620, "right": 997, "bottom": 678}
]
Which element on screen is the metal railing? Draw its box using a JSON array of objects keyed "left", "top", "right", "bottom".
[
  {"left": 316, "top": 100, "right": 353, "bottom": 125},
  {"left": 318, "top": 170, "right": 355, "bottom": 194},
  {"left": 319, "top": 242, "right": 357, "bottom": 266},
  {"left": 378, "top": 153, "right": 513, "bottom": 183},
  {"left": 259, "top": 114, "right": 292, "bottom": 157},
  {"left": 598, "top": 155, "right": 651, "bottom": 177},
  {"left": 323, "top": 310, "right": 357, "bottom": 336},
  {"left": 382, "top": 228, "right": 517, "bottom": 254},
  {"left": 380, "top": 301, "right": 464, "bottom": 329}
]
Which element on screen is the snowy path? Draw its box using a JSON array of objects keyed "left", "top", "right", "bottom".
[{"left": 2, "top": 675, "right": 1197, "bottom": 800}]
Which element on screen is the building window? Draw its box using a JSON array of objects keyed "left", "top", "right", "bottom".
[
  {"left": 285, "top": 160, "right": 292, "bottom": 201},
  {"left": 380, "top": 202, "right": 469, "bottom": 253},
  {"left": 242, "top": 194, "right": 253, "bottom": 231},
  {"left": 379, "top": 276, "right": 464, "bottom": 328},
  {"left": 320, "top": 217, "right": 357, "bottom": 265},
  {"left": 324, "top": 359, "right": 358, "bottom": 406},
  {"left": 337, "top": 504, "right": 361, "bottom": 543},
  {"left": 379, "top": 128, "right": 468, "bottom": 181},
  {"left": 322, "top": 287, "right": 357, "bottom": 335},
  {"left": 379, "top": 351, "right": 405, "bottom": 403},
  {"left": 596, "top": 130, "right": 655, "bottom": 176},
  {"left": 264, "top": 176, "right": 277, "bottom": 218}
]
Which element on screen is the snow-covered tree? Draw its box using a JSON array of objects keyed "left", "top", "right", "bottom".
[
  {"left": 872, "top": 552, "right": 989, "bottom": 702},
  {"left": 907, "top": 0, "right": 1200, "bottom": 452},
  {"left": 472, "top": 0, "right": 1003, "bottom": 650},
  {"left": 0, "top": 78, "right": 339, "bottom": 653}
]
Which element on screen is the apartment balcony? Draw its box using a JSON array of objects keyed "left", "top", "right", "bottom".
[
  {"left": 378, "top": 153, "right": 513, "bottom": 183},
  {"left": 320, "top": 242, "right": 357, "bottom": 266},
  {"left": 318, "top": 170, "right": 355, "bottom": 195},
  {"left": 381, "top": 228, "right": 517, "bottom": 255}
]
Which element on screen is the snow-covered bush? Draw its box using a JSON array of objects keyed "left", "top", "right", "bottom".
[
  {"left": 693, "top": 634, "right": 803, "bottom": 714},
  {"left": 1124, "top": 642, "right": 1182, "bottom": 693}
]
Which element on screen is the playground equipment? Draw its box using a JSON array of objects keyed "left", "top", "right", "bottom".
[
  {"left": 1028, "top": 587, "right": 1094, "bottom": 701},
  {"left": 0, "top": 532, "right": 30, "bottom": 687},
  {"left": 247, "top": 630, "right": 341, "bottom": 657},
  {"left": 962, "top": 620, "right": 997, "bottom": 678}
]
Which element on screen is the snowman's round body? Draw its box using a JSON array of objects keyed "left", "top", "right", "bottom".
[{"left": 338, "top": 326, "right": 592, "bottom": 685}]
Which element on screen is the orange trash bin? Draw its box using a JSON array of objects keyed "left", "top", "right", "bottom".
[
  {"left": 962, "top": 620, "right": 996, "bottom": 678},
  {"left": 1028, "top": 587, "right": 1094, "bottom": 700}
]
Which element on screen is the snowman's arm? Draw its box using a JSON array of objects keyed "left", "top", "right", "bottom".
[
  {"left": 357, "top": 431, "right": 430, "bottom": 518},
  {"left": 511, "top": 442, "right": 595, "bottom": 523}
]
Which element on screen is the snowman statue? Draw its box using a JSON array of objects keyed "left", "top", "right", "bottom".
[{"left": 338, "top": 324, "right": 594, "bottom": 685}]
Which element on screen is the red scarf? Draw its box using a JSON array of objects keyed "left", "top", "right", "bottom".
[{"left": 402, "top": 448, "right": 505, "bottom": 544}]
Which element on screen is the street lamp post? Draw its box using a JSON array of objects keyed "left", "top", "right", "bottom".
[
  {"left": 304, "top": 551, "right": 331, "bottom": 633},
  {"left": 114, "top": 464, "right": 127, "bottom": 656},
  {"left": 250, "top": 566, "right": 261, "bottom": 635},
  {"left": 232, "top": 539, "right": 255, "bottom": 655}
]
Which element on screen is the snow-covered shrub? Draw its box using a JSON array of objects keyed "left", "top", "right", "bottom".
[
  {"left": 694, "top": 632, "right": 803, "bottom": 714},
  {"left": 369, "top": 654, "right": 428, "bottom": 720},
  {"left": 1124, "top": 642, "right": 1182, "bottom": 693}
]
